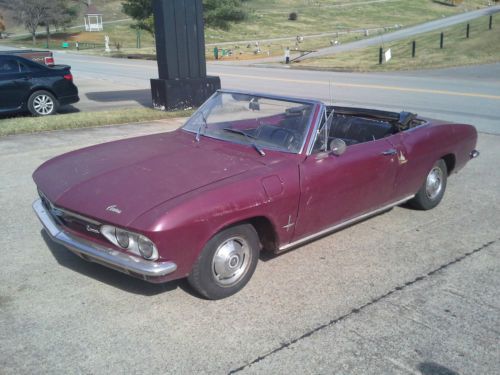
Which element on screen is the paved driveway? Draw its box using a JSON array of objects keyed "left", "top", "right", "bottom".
[{"left": 0, "top": 120, "right": 498, "bottom": 374}]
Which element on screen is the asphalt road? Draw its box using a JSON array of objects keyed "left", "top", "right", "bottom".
[
  {"left": 0, "top": 120, "right": 498, "bottom": 374},
  {"left": 56, "top": 51, "right": 500, "bottom": 134}
]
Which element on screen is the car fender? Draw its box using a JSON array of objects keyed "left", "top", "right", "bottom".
[{"left": 131, "top": 163, "right": 301, "bottom": 277}]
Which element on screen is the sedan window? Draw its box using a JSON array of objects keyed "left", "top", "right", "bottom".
[
  {"left": 19, "top": 62, "right": 30, "bottom": 72},
  {"left": 0, "top": 59, "right": 20, "bottom": 74}
]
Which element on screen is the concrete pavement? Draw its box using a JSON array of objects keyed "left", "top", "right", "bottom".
[{"left": 0, "top": 120, "right": 498, "bottom": 374}]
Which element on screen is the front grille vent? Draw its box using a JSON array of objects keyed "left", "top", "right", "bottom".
[{"left": 38, "top": 191, "right": 102, "bottom": 238}]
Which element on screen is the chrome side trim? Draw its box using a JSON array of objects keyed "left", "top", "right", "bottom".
[
  {"left": 32, "top": 199, "right": 177, "bottom": 279},
  {"left": 279, "top": 195, "right": 414, "bottom": 252}
]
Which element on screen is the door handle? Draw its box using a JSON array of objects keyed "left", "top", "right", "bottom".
[{"left": 382, "top": 149, "right": 397, "bottom": 156}]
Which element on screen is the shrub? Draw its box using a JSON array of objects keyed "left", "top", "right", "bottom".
[{"left": 288, "top": 12, "right": 298, "bottom": 21}]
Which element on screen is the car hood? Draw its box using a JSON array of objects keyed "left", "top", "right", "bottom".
[{"left": 33, "top": 130, "right": 268, "bottom": 227}]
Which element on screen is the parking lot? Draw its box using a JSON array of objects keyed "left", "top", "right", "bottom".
[{"left": 0, "top": 120, "right": 498, "bottom": 374}]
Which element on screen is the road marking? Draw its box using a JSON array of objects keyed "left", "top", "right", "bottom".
[{"left": 214, "top": 72, "right": 500, "bottom": 100}]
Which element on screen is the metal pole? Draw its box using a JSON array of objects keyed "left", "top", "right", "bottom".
[
  {"left": 440, "top": 32, "right": 444, "bottom": 49},
  {"left": 379, "top": 47, "right": 383, "bottom": 64},
  {"left": 489, "top": 15, "right": 493, "bottom": 30},
  {"left": 466, "top": 23, "right": 470, "bottom": 38},
  {"left": 136, "top": 30, "right": 141, "bottom": 48},
  {"left": 412, "top": 40, "right": 416, "bottom": 58}
]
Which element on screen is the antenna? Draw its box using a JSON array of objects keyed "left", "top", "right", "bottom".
[{"left": 329, "top": 80, "right": 333, "bottom": 105}]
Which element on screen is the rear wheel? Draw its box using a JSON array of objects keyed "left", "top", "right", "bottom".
[
  {"left": 28, "top": 90, "right": 58, "bottom": 116},
  {"left": 409, "top": 159, "right": 447, "bottom": 210},
  {"left": 188, "top": 224, "right": 260, "bottom": 300}
]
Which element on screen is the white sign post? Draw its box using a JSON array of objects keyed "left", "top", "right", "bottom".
[{"left": 385, "top": 48, "right": 392, "bottom": 62}]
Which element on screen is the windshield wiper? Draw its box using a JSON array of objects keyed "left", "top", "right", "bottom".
[
  {"left": 223, "top": 128, "right": 266, "bottom": 156},
  {"left": 195, "top": 112, "right": 208, "bottom": 142}
]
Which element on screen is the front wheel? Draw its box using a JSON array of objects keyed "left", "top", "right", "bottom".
[
  {"left": 188, "top": 224, "right": 260, "bottom": 300},
  {"left": 27, "top": 90, "right": 58, "bottom": 116},
  {"left": 409, "top": 159, "right": 447, "bottom": 210}
]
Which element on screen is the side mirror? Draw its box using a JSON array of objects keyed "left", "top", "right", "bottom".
[{"left": 330, "top": 138, "right": 347, "bottom": 156}]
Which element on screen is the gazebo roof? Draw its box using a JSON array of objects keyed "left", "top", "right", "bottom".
[{"left": 85, "top": 4, "right": 102, "bottom": 16}]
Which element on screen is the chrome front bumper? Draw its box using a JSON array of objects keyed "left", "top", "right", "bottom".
[{"left": 32, "top": 199, "right": 177, "bottom": 282}]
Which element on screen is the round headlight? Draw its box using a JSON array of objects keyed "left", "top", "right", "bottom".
[
  {"left": 138, "top": 235, "right": 155, "bottom": 259},
  {"left": 115, "top": 228, "right": 130, "bottom": 248}
]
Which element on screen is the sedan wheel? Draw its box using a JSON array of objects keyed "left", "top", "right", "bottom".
[
  {"left": 409, "top": 159, "right": 448, "bottom": 210},
  {"left": 28, "top": 90, "right": 58, "bottom": 116},
  {"left": 188, "top": 224, "right": 260, "bottom": 300}
]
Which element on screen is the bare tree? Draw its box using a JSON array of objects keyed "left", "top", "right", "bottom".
[
  {"left": 0, "top": 0, "right": 49, "bottom": 45},
  {"left": 0, "top": 13, "right": 5, "bottom": 39},
  {"left": 0, "top": 0, "right": 76, "bottom": 45},
  {"left": 72, "top": 0, "right": 92, "bottom": 7},
  {"left": 41, "top": 0, "right": 77, "bottom": 47}
]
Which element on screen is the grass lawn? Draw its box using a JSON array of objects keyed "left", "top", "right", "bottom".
[
  {"left": 208, "top": 0, "right": 488, "bottom": 42},
  {"left": 0, "top": 108, "right": 192, "bottom": 137},
  {"left": 294, "top": 14, "right": 500, "bottom": 71}
]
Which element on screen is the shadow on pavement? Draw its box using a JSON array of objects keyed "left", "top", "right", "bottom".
[
  {"left": 85, "top": 89, "right": 152, "bottom": 107},
  {"left": 41, "top": 229, "right": 194, "bottom": 297},
  {"left": 58, "top": 105, "right": 80, "bottom": 114},
  {"left": 418, "top": 362, "right": 459, "bottom": 375}
]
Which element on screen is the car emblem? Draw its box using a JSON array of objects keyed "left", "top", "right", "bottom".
[
  {"left": 106, "top": 205, "right": 122, "bottom": 214},
  {"left": 282, "top": 215, "right": 295, "bottom": 232},
  {"left": 398, "top": 151, "right": 408, "bottom": 165}
]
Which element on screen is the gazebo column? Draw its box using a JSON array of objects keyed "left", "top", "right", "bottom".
[{"left": 150, "top": 0, "right": 220, "bottom": 110}]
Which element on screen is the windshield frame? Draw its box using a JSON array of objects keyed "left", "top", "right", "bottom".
[{"left": 181, "top": 90, "right": 322, "bottom": 155}]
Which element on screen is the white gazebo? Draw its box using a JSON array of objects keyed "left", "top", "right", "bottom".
[{"left": 84, "top": 5, "right": 103, "bottom": 32}]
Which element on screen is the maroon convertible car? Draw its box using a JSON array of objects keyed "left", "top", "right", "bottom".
[{"left": 33, "top": 90, "right": 479, "bottom": 299}]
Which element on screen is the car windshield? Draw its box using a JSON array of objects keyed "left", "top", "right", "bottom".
[{"left": 182, "top": 91, "right": 315, "bottom": 154}]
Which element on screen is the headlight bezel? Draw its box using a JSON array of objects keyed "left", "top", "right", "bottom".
[{"left": 100, "top": 225, "right": 159, "bottom": 261}]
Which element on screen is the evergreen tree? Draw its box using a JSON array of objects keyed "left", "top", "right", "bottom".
[{"left": 122, "top": 0, "right": 247, "bottom": 35}]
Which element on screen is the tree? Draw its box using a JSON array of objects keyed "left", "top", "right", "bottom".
[
  {"left": 0, "top": 0, "right": 48, "bottom": 45},
  {"left": 0, "top": 13, "right": 5, "bottom": 39},
  {"left": 122, "top": 0, "right": 154, "bottom": 35},
  {"left": 203, "top": 0, "right": 246, "bottom": 30},
  {"left": 41, "top": 0, "right": 78, "bottom": 47},
  {"left": 122, "top": 0, "right": 247, "bottom": 36},
  {"left": 0, "top": 0, "right": 77, "bottom": 45}
]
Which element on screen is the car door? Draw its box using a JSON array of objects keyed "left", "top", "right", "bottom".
[
  {"left": 292, "top": 138, "right": 401, "bottom": 241},
  {"left": 0, "top": 57, "right": 32, "bottom": 111}
]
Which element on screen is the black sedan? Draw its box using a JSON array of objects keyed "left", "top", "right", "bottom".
[{"left": 0, "top": 54, "right": 79, "bottom": 116}]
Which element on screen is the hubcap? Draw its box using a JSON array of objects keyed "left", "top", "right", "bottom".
[
  {"left": 212, "top": 236, "right": 251, "bottom": 286},
  {"left": 33, "top": 95, "right": 54, "bottom": 115},
  {"left": 425, "top": 166, "right": 443, "bottom": 200}
]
